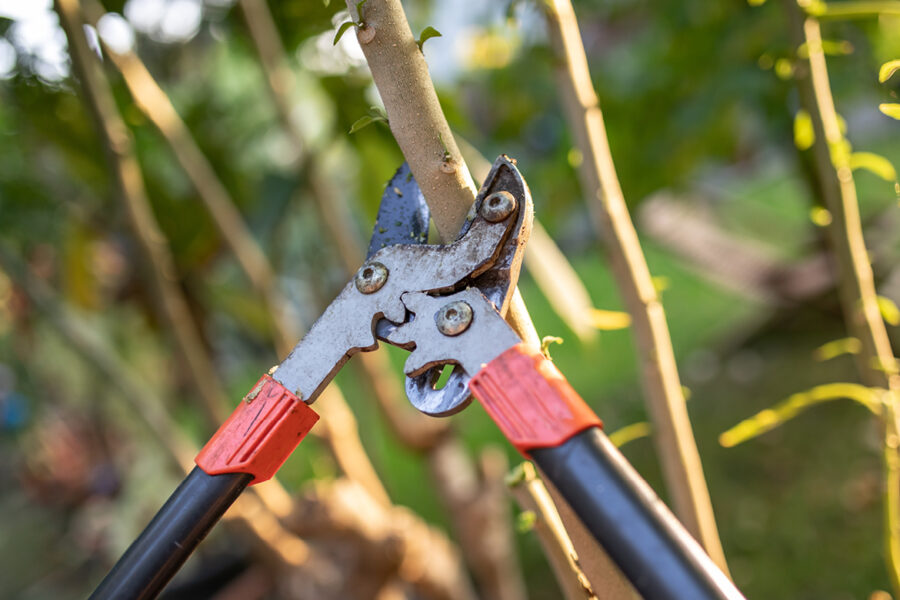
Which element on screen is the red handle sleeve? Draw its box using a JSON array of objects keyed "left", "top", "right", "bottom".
[
  {"left": 468, "top": 343, "right": 602, "bottom": 456},
  {"left": 196, "top": 375, "right": 319, "bottom": 484}
]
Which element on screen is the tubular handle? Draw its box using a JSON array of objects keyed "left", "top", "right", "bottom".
[
  {"left": 469, "top": 343, "right": 744, "bottom": 600},
  {"left": 89, "top": 467, "right": 251, "bottom": 600},
  {"left": 92, "top": 375, "right": 319, "bottom": 600},
  {"left": 533, "top": 430, "right": 743, "bottom": 600}
]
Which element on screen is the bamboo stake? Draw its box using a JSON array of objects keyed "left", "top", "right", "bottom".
[
  {"left": 542, "top": 0, "right": 729, "bottom": 572},
  {"left": 783, "top": 1, "right": 900, "bottom": 590}
]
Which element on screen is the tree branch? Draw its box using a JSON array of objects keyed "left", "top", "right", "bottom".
[
  {"left": 542, "top": 0, "right": 729, "bottom": 572},
  {"left": 507, "top": 463, "right": 601, "bottom": 600},
  {"left": 784, "top": 1, "right": 900, "bottom": 590}
]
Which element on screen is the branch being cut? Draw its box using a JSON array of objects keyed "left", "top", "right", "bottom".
[{"left": 542, "top": 0, "right": 729, "bottom": 572}]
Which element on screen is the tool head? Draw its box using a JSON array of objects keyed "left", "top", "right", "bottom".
[{"left": 376, "top": 156, "right": 533, "bottom": 416}]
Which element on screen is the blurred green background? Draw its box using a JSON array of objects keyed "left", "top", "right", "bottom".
[{"left": 1, "top": 0, "right": 899, "bottom": 598}]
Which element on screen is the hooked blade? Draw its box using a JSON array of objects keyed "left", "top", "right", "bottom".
[{"left": 367, "top": 163, "right": 430, "bottom": 259}]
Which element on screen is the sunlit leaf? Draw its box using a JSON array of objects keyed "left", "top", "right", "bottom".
[
  {"left": 417, "top": 26, "right": 442, "bottom": 52},
  {"left": 652, "top": 275, "right": 670, "bottom": 293},
  {"left": 813, "top": 337, "right": 862, "bottom": 361},
  {"left": 609, "top": 422, "right": 652, "bottom": 448},
  {"left": 567, "top": 147, "right": 583, "bottom": 168},
  {"left": 333, "top": 21, "right": 355, "bottom": 45},
  {"left": 880, "top": 59, "right": 900, "bottom": 83},
  {"left": 849, "top": 152, "right": 898, "bottom": 181},
  {"left": 798, "top": 40, "right": 853, "bottom": 58},
  {"left": 880, "top": 103, "right": 900, "bottom": 120},
  {"left": 877, "top": 295, "right": 900, "bottom": 326},
  {"left": 516, "top": 510, "right": 537, "bottom": 533},
  {"left": 748, "top": 0, "right": 766, "bottom": 5},
  {"left": 540, "top": 335, "right": 563, "bottom": 359},
  {"left": 719, "top": 383, "right": 883, "bottom": 448},
  {"left": 809, "top": 206, "right": 832, "bottom": 226},
  {"left": 775, "top": 58, "right": 794, "bottom": 80},
  {"left": 794, "top": 110, "right": 815, "bottom": 150},
  {"left": 588, "top": 308, "right": 631, "bottom": 330},
  {"left": 349, "top": 115, "right": 384, "bottom": 133}
]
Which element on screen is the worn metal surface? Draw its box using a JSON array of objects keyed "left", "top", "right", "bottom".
[
  {"left": 435, "top": 300, "right": 473, "bottom": 336},
  {"left": 366, "top": 162, "right": 430, "bottom": 257},
  {"left": 272, "top": 162, "right": 519, "bottom": 402},
  {"left": 386, "top": 289, "right": 521, "bottom": 400}
]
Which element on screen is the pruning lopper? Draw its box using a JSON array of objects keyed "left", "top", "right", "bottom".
[{"left": 91, "top": 157, "right": 744, "bottom": 600}]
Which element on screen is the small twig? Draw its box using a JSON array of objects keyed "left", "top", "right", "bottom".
[
  {"left": 541, "top": 0, "right": 729, "bottom": 572},
  {"left": 783, "top": 0, "right": 900, "bottom": 591},
  {"left": 807, "top": 0, "right": 900, "bottom": 18},
  {"left": 55, "top": 0, "right": 227, "bottom": 425},
  {"left": 507, "top": 463, "right": 598, "bottom": 600}
]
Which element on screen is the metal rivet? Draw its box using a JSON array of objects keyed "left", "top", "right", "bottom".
[
  {"left": 355, "top": 262, "right": 388, "bottom": 294},
  {"left": 480, "top": 191, "right": 517, "bottom": 222},
  {"left": 435, "top": 300, "right": 473, "bottom": 336}
]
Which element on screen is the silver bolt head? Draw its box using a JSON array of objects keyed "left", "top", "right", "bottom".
[
  {"left": 435, "top": 300, "right": 474, "bottom": 336},
  {"left": 355, "top": 261, "right": 388, "bottom": 294},
  {"left": 480, "top": 191, "right": 517, "bottom": 222}
]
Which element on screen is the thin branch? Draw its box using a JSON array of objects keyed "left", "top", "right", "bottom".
[
  {"left": 808, "top": 1, "right": 900, "bottom": 18},
  {"left": 507, "top": 463, "right": 599, "bottom": 600},
  {"left": 55, "top": 0, "right": 227, "bottom": 425},
  {"left": 542, "top": 0, "right": 728, "bottom": 572},
  {"left": 80, "top": 0, "right": 392, "bottom": 509},
  {"left": 784, "top": 1, "right": 900, "bottom": 590}
]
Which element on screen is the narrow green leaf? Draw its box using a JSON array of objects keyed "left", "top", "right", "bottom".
[
  {"left": 322, "top": 0, "right": 331, "bottom": 6},
  {"left": 356, "top": 0, "right": 368, "bottom": 21},
  {"left": 879, "top": 59, "right": 900, "bottom": 82},
  {"left": 367, "top": 106, "right": 388, "bottom": 121},
  {"left": 794, "top": 109, "right": 815, "bottom": 150},
  {"left": 587, "top": 308, "right": 631, "bottom": 330},
  {"left": 417, "top": 26, "right": 443, "bottom": 52},
  {"left": 849, "top": 152, "right": 898, "bottom": 181},
  {"left": 349, "top": 115, "right": 375, "bottom": 133},
  {"left": 333, "top": 21, "right": 355, "bottom": 45},
  {"left": 813, "top": 337, "right": 862, "bottom": 361},
  {"left": 719, "top": 383, "right": 883, "bottom": 448},
  {"left": 877, "top": 295, "right": 900, "bottom": 326},
  {"left": 540, "top": 335, "right": 563, "bottom": 359},
  {"left": 608, "top": 422, "right": 652, "bottom": 448},
  {"left": 880, "top": 103, "right": 900, "bottom": 120},
  {"left": 516, "top": 510, "right": 537, "bottom": 533}
]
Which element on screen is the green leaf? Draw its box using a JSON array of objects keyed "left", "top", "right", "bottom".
[
  {"left": 813, "top": 337, "right": 862, "bottom": 361},
  {"left": 587, "top": 308, "right": 631, "bottom": 330},
  {"left": 355, "top": 0, "right": 368, "bottom": 21},
  {"left": 417, "top": 26, "right": 443, "bottom": 52},
  {"left": 879, "top": 59, "right": 900, "bottom": 83},
  {"left": 333, "top": 21, "right": 355, "bottom": 45},
  {"left": 540, "top": 335, "right": 563, "bottom": 359},
  {"left": 794, "top": 110, "right": 815, "bottom": 150},
  {"left": 809, "top": 206, "right": 832, "bottom": 226},
  {"left": 880, "top": 103, "right": 900, "bottom": 120},
  {"left": 719, "top": 383, "right": 883, "bottom": 448},
  {"left": 323, "top": 0, "right": 330, "bottom": 6},
  {"left": 349, "top": 115, "right": 381, "bottom": 133},
  {"left": 849, "top": 152, "right": 898, "bottom": 181},
  {"left": 608, "top": 422, "right": 652, "bottom": 448},
  {"left": 516, "top": 510, "right": 537, "bottom": 533},
  {"left": 877, "top": 295, "right": 900, "bottom": 326}
]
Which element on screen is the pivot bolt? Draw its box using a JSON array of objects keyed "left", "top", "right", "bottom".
[
  {"left": 480, "top": 191, "right": 516, "bottom": 222},
  {"left": 435, "top": 300, "right": 473, "bottom": 336},
  {"left": 355, "top": 262, "right": 388, "bottom": 294}
]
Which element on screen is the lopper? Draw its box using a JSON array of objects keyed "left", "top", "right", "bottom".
[{"left": 90, "top": 157, "right": 745, "bottom": 600}]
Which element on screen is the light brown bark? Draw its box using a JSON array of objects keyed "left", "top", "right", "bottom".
[{"left": 543, "top": 0, "right": 728, "bottom": 572}]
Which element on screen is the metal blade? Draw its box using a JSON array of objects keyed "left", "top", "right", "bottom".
[{"left": 367, "top": 163, "right": 430, "bottom": 259}]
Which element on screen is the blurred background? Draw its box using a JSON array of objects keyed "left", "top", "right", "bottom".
[{"left": 1, "top": 0, "right": 899, "bottom": 598}]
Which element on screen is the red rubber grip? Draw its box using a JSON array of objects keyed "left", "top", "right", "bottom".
[
  {"left": 196, "top": 375, "right": 319, "bottom": 484},
  {"left": 468, "top": 343, "right": 602, "bottom": 456}
]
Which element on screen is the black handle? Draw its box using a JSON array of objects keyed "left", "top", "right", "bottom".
[
  {"left": 531, "top": 428, "right": 744, "bottom": 600},
  {"left": 89, "top": 467, "right": 252, "bottom": 600}
]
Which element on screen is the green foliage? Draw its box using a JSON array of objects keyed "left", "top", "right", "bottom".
[
  {"left": 877, "top": 295, "right": 900, "bottom": 326},
  {"left": 416, "top": 26, "right": 442, "bottom": 52},
  {"left": 333, "top": 21, "right": 355, "bottom": 45},
  {"left": 879, "top": 59, "right": 900, "bottom": 82},
  {"left": 881, "top": 103, "right": 900, "bottom": 120},
  {"left": 608, "top": 422, "right": 652, "bottom": 448},
  {"left": 720, "top": 383, "right": 884, "bottom": 448},
  {"left": 349, "top": 106, "right": 388, "bottom": 133},
  {"left": 813, "top": 337, "right": 862, "bottom": 361}
]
